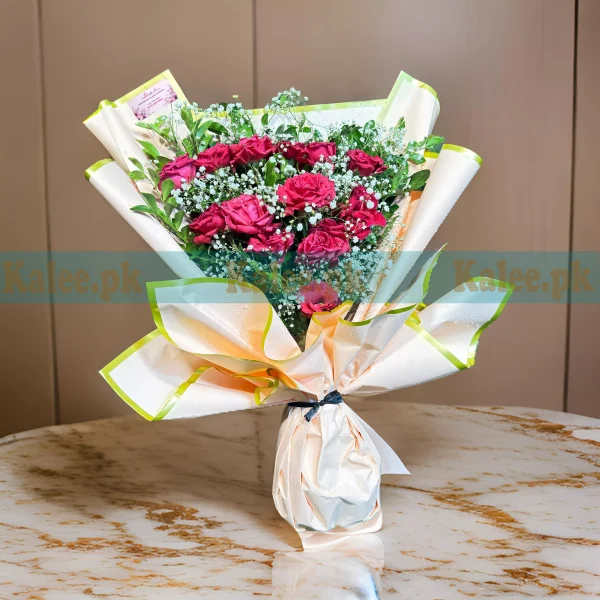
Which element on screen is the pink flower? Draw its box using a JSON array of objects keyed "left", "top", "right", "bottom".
[
  {"left": 346, "top": 149, "right": 387, "bottom": 176},
  {"left": 277, "top": 173, "right": 336, "bottom": 215},
  {"left": 230, "top": 136, "right": 276, "bottom": 166},
  {"left": 279, "top": 141, "right": 337, "bottom": 166},
  {"left": 247, "top": 225, "right": 294, "bottom": 255},
  {"left": 189, "top": 203, "right": 226, "bottom": 245},
  {"left": 341, "top": 186, "right": 387, "bottom": 240},
  {"left": 299, "top": 282, "right": 341, "bottom": 317},
  {"left": 194, "top": 143, "right": 232, "bottom": 173},
  {"left": 296, "top": 218, "right": 350, "bottom": 265},
  {"left": 220, "top": 194, "right": 275, "bottom": 235},
  {"left": 159, "top": 154, "right": 197, "bottom": 189}
]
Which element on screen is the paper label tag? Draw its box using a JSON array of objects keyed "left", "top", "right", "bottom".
[{"left": 128, "top": 79, "right": 178, "bottom": 120}]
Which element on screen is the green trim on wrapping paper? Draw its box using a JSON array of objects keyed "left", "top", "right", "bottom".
[
  {"left": 146, "top": 277, "right": 278, "bottom": 358},
  {"left": 407, "top": 318, "right": 467, "bottom": 371},
  {"left": 424, "top": 151, "right": 439, "bottom": 160},
  {"left": 99, "top": 329, "right": 162, "bottom": 421},
  {"left": 154, "top": 366, "right": 280, "bottom": 420},
  {"left": 154, "top": 366, "right": 211, "bottom": 421},
  {"left": 343, "top": 302, "right": 416, "bottom": 327},
  {"left": 422, "top": 245, "right": 446, "bottom": 298},
  {"left": 83, "top": 99, "right": 117, "bottom": 123},
  {"left": 190, "top": 100, "right": 386, "bottom": 123},
  {"left": 377, "top": 71, "right": 439, "bottom": 124},
  {"left": 442, "top": 144, "right": 483, "bottom": 166},
  {"left": 115, "top": 69, "right": 188, "bottom": 105},
  {"left": 465, "top": 277, "right": 514, "bottom": 367},
  {"left": 85, "top": 158, "right": 114, "bottom": 181},
  {"left": 406, "top": 277, "right": 513, "bottom": 371},
  {"left": 418, "top": 81, "right": 438, "bottom": 98},
  {"left": 250, "top": 99, "right": 386, "bottom": 117}
]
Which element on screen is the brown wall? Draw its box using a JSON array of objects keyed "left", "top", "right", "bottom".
[
  {"left": 567, "top": 0, "right": 600, "bottom": 418},
  {"left": 1, "top": 0, "right": 596, "bottom": 435}
]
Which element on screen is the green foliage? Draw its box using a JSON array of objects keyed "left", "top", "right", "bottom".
[{"left": 409, "top": 169, "right": 430, "bottom": 191}]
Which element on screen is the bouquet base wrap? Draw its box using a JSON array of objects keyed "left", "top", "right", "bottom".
[{"left": 274, "top": 401, "right": 408, "bottom": 547}]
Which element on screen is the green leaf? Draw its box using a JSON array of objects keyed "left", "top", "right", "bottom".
[
  {"left": 147, "top": 168, "right": 160, "bottom": 187},
  {"left": 138, "top": 140, "right": 160, "bottom": 159},
  {"left": 182, "top": 137, "right": 195, "bottom": 156},
  {"left": 173, "top": 211, "right": 185, "bottom": 230},
  {"left": 141, "top": 192, "right": 158, "bottom": 211},
  {"left": 129, "top": 170, "right": 147, "bottom": 181},
  {"left": 193, "top": 120, "right": 217, "bottom": 142},
  {"left": 156, "top": 156, "right": 171, "bottom": 169},
  {"left": 426, "top": 135, "right": 444, "bottom": 152},
  {"left": 265, "top": 160, "right": 276, "bottom": 186},
  {"left": 161, "top": 178, "right": 175, "bottom": 202},
  {"left": 164, "top": 203, "right": 175, "bottom": 218},
  {"left": 130, "top": 205, "right": 154, "bottom": 214},
  {"left": 408, "top": 153, "right": 426, "bottom": 165},
  {"left": 409, "top": 169, "right": 430, "bottom": 191},
  {"left": 180, "top": 105, "right": 196, "bottom": 132},
  {"left": 261, "top": 112, "right": 269, "bottom": 127},
  {"left": 129, "top": 157, "right": 145, "bottom": 172},
  {"left": 137, "top": 122, "right": 162, "bottom": 135}
]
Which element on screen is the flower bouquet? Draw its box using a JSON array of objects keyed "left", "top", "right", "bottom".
[{"left": 85, "top": 70, "right": 511, "bottom": 547}]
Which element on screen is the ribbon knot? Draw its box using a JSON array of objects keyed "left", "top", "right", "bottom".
[{"left": 288, "top": 390, "right": 344, "bottom": 422}]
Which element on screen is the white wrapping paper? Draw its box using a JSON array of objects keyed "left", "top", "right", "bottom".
[{"left": 86, "top": 70, "right": 510, "bottom": 547}]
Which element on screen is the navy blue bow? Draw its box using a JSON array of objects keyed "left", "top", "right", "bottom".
[{"left": 288, "top": 390, "right": 344, "bottom": 422}]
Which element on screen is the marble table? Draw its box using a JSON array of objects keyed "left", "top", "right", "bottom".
[{"left": 1, "top": 401, "right": 599, "bottom": 598}]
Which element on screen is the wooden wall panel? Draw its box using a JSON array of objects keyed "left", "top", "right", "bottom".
[
  {"left": 567, "top": 0, "right": 600, "bottom": 418},
  {"left": 0, "top": 0, "right": 55, "bottom": 435},
  {"left": 40, "top": 0, "right": 254, "bottom": 424},
  {"left": 257, "top": 0, "right": 575, "bottom": 410}
]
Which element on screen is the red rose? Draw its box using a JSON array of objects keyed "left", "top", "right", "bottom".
[
  {"left": 220, "top": 194, "right": 275, "bottom": 235},
  {"left": 342, "top": 186, "right": 387, "bottom": 240},
  {"left": 159, "top": 154, "right": 197, "bottom": 189},
  {"left": 230, "top": 136, "right": 275, "bottom": 166},
  {"left": 247, "top": 225, "right": 294, "bottom": 256},
  {"left": 279, "top": 141, "right": 337, "bottom": 166},
  {"left": 296, "top": 218, "right": 350, "bottom": 265},
  {"left": 189, "top": 203, "right": 226, "bottom": 245},
  {"left": 277, "top": 173, "right": 336, "bottom": 215},
  {"left": 347, "top": 149, "right": 387, "bottom": 176},
  {"left": 299, "top": 282, "right": 341, "bottom": 317},
  {"left": 195, "top": 143, "right": 231, "bottom": 173}
]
